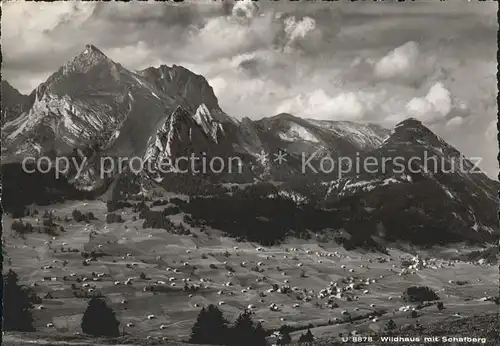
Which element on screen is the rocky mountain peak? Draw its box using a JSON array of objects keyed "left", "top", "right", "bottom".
[
  {"left": 395, "top": 117, "right": 424, "bottom": 130},
  {"left": 387, "top": 117, "right": 440, "bottom": 145},
  {"left": 138, "top": 64, "right": 220, "bottom": 112},
  {"left": 61, "top": 44, "right": 115, "bottom": 75},
  {"left": 84, "top": 44, "right": 105, "bottom": 55},
  {"left": 238, "top": 116, "right": 264, "bottom": 151},
  {"left": 143, "top": 104, "right": 228, "bottom": 176}
]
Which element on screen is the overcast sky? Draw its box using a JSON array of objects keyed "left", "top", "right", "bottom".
[{"left": 2, "top": 0, "right": 498, "bottom": 178}]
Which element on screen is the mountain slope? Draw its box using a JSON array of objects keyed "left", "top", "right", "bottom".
[
  {"left": 1, "top": 80, "right": 31, "bottom": 126},
  {"left": 299, "top": 118, "right": 500, "bottom": 245}
]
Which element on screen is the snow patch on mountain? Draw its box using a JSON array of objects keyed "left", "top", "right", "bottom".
[
  {"left": 308, "top": 120, "right": 389, "bottom": 149},
  {"left": 322, "top": 176, "right": 401, "bottom": 199},
  {"left": 193, "top": 103, "right": 225, "bottom": 143},
  {"left": 382, "top": 177, "right": 400, "bottom": 185},
  {"left": 269, "top": 190, "right": 309, "bottom": 204},
  {"left": 279, "top": 123, "right": 320, "bottom": 143}
]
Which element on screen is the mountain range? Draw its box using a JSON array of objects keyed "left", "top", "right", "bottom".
[{"left": 1, "top": 44, "right": 498, "bottom": 246}]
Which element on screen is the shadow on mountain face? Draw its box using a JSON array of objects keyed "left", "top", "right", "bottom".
[{"left": 1, "top": 162, "right": 94, "bottom": 217}]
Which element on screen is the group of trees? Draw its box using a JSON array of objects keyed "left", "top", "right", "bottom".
[
  {"left": 297, "top": 329, "right": 314, "bottom": 344},
  {"left": 2, "top": 162, "right": 94, "bottom": 218},
  {"left": 3, "top": 269, "right": 120, "bottom": 336},
  {"left": 2, "top": 270, "right": 36, "bottom": 332},
  {"left": 3, "top": 273, "right": 264, "bottom": 343},
  {"left": 4, "top": 269, "right": 318, "bottom": 344},
  {"left": 139, "top": 207, "right": 191, "bottom": 235},
  {"left": 105, "top": 197, "right": 193, "bottom": 234},
  {"left": 11, "top": 220, "right": 35, "bottom": 235},
  {"left": 190, "top": 306, "right": 268, "bottom": 346},
  {"left": 179, "top": 194, "right": 344, "bottom": 246},
  {"left": 72, "top": 209, "right": 96, "bottom": 223},
  {"left": 106, "top": 200, "right": 133, "bottom": 213},
  {"left": 140, "top": 210, "right": 173, "bottom": 229},
  {"left": 403, "top": 286, "right": 440, "bottom": 302},
  {"left": 189, "top": 305, "right": 315, "bottom": 345},
  {"left": 11, "top": 211, "right": 64, "bottom": 237},
  {"left": 105, "top": 212, "right": 124, "bottom": 223}
]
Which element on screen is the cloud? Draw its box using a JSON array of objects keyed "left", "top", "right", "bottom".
[
  {"left": 374, "top": 41, "right": 420, "bottom": 79},
  {"left": 276, "top": 89, "right": 385, "bottom": 121},
  {"left": 1, "top": 2, "right": 235, "bottom": 92},
  {"left": 445, "top": 116, "right": 464, "bottom": 128},
  {"left": 284, "top": 16, "right": 316, "bottom": 42},
  {"left": 406, "top": 82, "right": 452, "bottom": 122},
  {"left": 485, "top": 120, "right": 497, "bottom": 140},
  {"left": 1, "top": 2, "right": 95, "bottom": 60},
  {"left": 237, "top": 57, "right": 262, "bottom": 78},
  {"left": 372, "top": 41, "right": 438, "bottom": 87},
  {"left": 426, "top": 82, "right": 452, "bottom": 115},
  {"left": 231, "top": 0, "right": 260, "bottom": 20},
  {"left": 179, "top": 13, "right": 281, "bottom": 63},
  {"left": 273, "top": 15, "right": 327, "bottom": 55}
]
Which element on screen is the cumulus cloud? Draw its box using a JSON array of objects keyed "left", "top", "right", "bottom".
[
  {"left": 231, "top": 0, "right": 260, "bottom": 20},
  {"left": 1, "top": 2, "right": 216, "bottom": 91},
  {"left": 273, "top": 15, "right": 325, "bottom": 54},
  {"left": 445, "top": 116, "right": 464, "bottom": 128},
  {"left": 284, "top": 16, "right": 316, "bottom": 42},
  {"left": 276, "top": 89, "right": 385, "bottom": 121},
  {"left": 372, "top": 41, "right": 437, "bottom": 87},
  {"left": 1, "top": 2, "right": 95, "bottom": 59},
  {"left": 180, "top": 13, "right": 281, "bottom": 62},
  {"left": 374, "top": 41, "right": 419, "bottom": 78},
  {"left": 406, "top": 82, "right": 452, "bottom": 123},
  {"left": 426, "top": 83, "right": 452, "bottom": 115}
]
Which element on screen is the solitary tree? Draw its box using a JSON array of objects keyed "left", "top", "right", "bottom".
[
  {"left": 189, "top": 304, "right": 229, "bottom": 345},
  {"left": 2, "top": 269, "right": 35, "bottom": 332},
  {"left": 385, "top": 319, "right": 397, "bottom": 331},
  {"left": 81, "top": 296, "right": 120, "bottom": 337},
  {"left": 254, "top": 322, "right": 268, "bottom": 345}
]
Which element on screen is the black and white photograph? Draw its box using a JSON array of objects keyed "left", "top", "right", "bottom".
[{"left": 1, "top": 1, "right": 499, "bottom": 345}]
